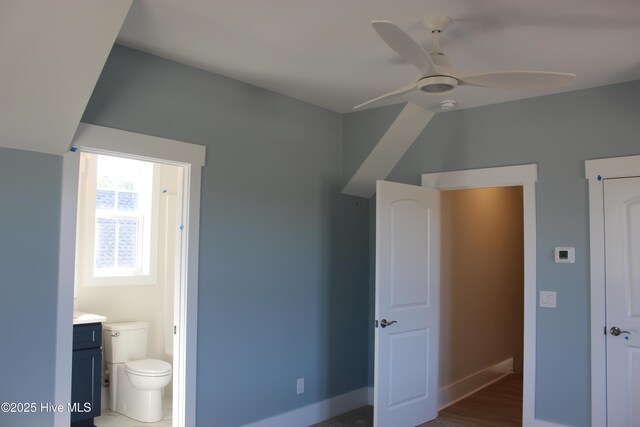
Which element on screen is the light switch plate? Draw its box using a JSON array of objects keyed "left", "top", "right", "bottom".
[{"left": 540, "top": 291, "right": 557, "bottom": 308}]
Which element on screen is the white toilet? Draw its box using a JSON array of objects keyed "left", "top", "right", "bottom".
[{"left": 103, "top": 322, "right": 172, "bottom": 422}]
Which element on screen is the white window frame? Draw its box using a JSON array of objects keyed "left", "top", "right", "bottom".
[{"left": 78, "top": 153, "right": 160, "bottom": 286}]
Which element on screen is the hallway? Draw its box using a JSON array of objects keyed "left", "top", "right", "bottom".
[{"left": 430, "top": 374, "right": 522, "bottom": 426}]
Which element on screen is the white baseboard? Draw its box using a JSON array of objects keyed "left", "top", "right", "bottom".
[
  {"left": 242, "top": 387, "right": 370, "bottom": 427},
  {"left": 439, "top": 357, "right": 514, "bottom": 410}
]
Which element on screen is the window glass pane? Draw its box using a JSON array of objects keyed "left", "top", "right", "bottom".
[
  {"left": 91, "top": 154, "right": 154, "bottom": 280},
  {"left": 117, "top": 192, "right": 138, "bottom": 212},
  {"left": 96, "top": 190, "right": 115, "bottom": 210},
  {"left": 96, "top": 156, "right": 118, "bottom": 190},
  {"left": 117, "top": 158, "right": 146, "bottom": 191},
  {"left": 95, "top": 218, "right": 116, "bottom": 269},
  {"left": 118, "top": 219, "right": 138, "bottom": 268}
]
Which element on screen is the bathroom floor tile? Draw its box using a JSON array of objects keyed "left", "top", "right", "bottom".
[{"left": 95, "top": 396, "right": 172, "bottom": 427}]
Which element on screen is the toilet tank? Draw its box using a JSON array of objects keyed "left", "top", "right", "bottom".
[{"left": 103, "top": 322, "right": 149, "bottom": 364}]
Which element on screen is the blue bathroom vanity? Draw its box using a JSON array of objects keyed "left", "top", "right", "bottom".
[{"left": 72, "top": 313, "right": 106, "bottom": 427}]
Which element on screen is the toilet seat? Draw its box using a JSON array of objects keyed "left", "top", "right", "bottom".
[{"left": 125, "top": 359, "right": 172, "bottom": 377}]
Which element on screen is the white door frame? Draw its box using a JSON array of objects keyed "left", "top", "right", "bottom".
[
  {"left": 422, "top": 164, "right": 539, "bottom": 426},
  {"left": 586, "top": 154, "right": 640, "bottom": 427},
  {"left": 54, "top": 123, "right": 205, "bottom": 427}
]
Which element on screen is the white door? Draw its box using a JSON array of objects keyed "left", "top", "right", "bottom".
[
  {"left": 375, "top": 180, "right": 440, "bottom": 427},
  {"left": 605, "top": 177, "right": 640, "bottom": 427}
]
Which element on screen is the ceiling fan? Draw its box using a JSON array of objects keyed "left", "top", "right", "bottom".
[{"left": 354, "top": 16, "right": 576, "bottom": 110}]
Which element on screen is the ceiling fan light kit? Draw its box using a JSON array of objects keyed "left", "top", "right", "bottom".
[
  {"left": 418, "top": 76, "right": 458, "bottom": 94},
  {"left": 353, "top": 15, "right": 576, "bottom": 110}
]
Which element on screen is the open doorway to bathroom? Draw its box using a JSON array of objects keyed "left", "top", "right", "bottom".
[
  {"left": 54, "top": 123, "right": 206, "bottom": 427},
  {"left": 73, "top": 152, "right": 182, "bottom": 426},
  {"left": 56, "top": 123, "right": 203, "bottom": 427}
]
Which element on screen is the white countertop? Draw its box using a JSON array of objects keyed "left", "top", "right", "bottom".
[{"left": 73, "top": 311, "right": 107, "bottom": 325}]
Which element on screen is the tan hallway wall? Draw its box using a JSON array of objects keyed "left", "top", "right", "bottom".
[{"left": 440, "top": 186, "right": 524, "bottom": 387}]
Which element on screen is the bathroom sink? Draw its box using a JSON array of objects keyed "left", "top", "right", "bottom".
[{"left": 73, "top": 311, "right": 107, "bottom": 325}]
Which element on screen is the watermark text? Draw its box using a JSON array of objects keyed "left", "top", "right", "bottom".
[{"left": 1, "top": 402, "right": 91, "bottom": 413}]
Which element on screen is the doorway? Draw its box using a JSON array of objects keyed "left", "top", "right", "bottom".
[
  {"left": 373, "top": 164, "right": 538, "bottom": 427},
  {"left": 421, "top": 165, "right": 537, "bottom": 425},
  {"left": 438, "top": 186, "right": 524, "bottom": 423},
  {"left": 55, "top": 123, "right": 205, "bottom": 427},
  {"left": 73, "top": 152, "right": 182, "bottom": 426}
]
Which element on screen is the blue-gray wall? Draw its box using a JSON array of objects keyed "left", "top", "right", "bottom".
[
  {"left": 81, "top": 45, "right": 370, "bottom": 426},
  {"left": 345, "top": 80, "right": 640, "bottom": 426},
  {"left": 3, "top": 37, "right": 639, "bottom": 427},
  {"left": 0, "top": 148, "right": 62, "bottom": 427}
]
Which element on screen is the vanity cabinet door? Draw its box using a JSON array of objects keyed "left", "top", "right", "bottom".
[
  {"left": 73, "top": 323, "right": 102, "bottom": 350},
  {"left": 71, "top": 347, "right": 101, "bottom": 423}
]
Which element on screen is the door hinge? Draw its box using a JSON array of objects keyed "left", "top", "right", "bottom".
[
  {"left": 604, "top": 326, "right": 607, "bottom": 335},
  {"left": 174, "top": 325, "right": 177, "bottom": 335}
]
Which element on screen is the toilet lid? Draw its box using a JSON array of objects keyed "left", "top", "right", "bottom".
[{"left": 125, "top": 359, "right": 172, "bottom": 376}]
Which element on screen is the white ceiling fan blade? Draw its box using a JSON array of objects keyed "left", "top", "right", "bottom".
[
  {"left": 353, "top": 81, "right": 416, "bottom": 110},
  {"left": 457, "top": 71, "right": 576, "bottom": 89},
  {"left": 371, "top": 21, "right": 436, "bottom": 75}
]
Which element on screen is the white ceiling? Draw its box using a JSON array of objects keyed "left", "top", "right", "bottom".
[
  {"left": 116, "top": 0, "right": 640, "bottom": 114},
  {"left": 2, "top": 1, "right": 639, "bottom": 156}
]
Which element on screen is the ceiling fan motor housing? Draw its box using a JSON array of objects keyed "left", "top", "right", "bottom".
[{"left": 418, "top": 75, "right": 458, "bottom": 94}]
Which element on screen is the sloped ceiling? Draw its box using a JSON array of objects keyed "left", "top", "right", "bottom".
[
  {"left": 117, "top": 0, "right": 640, "bottom": 114},
  {"left": 0, "top": 0, "right": 132, "bottom": 155},
  {"left": 3, "top": 1, "right": 640, "bottom": 156}
]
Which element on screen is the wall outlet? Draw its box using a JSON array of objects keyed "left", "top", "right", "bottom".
[{"left": 296, "top": 378, "right": 304, "bottom": 395}]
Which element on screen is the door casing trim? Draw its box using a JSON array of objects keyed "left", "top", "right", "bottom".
[
  {"left": 55, "top": 123, "right": 205, "bottom": 427},
  {"left": 422, "top": 164, "right": 538, "bottom": 425},
  {"left": 586, "top": 154, "right": 640, "bottom": 427}
]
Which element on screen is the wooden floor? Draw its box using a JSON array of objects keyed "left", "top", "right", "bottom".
[
  {"left": 313, "top": 374, "right": 522, "bottom": 427},
  {"left": 423, "top": 374, "right": 523, "bottom": 427}
]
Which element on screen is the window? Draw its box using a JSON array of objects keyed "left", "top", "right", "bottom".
[{"left": 78, "top": 153, "right": 159, "bottom": 286}]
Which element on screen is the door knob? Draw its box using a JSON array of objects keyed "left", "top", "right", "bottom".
[
  {"left": 610, "top": 326, "right": 630, "bottom": 336},
  {"left": 380, "top": 319, "right": 397, "bottom": 328}
]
